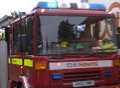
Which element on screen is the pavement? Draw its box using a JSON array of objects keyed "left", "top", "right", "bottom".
[{"left": 0, "top": 40, "right": 8, "bottom": 88}]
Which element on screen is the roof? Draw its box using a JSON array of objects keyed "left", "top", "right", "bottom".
[
  {"left": 0, "top": 15, "right": 14, "bottom": 28},
  {"left": 0, "top": 15, "right": 13, "bottom": 24},
  {"left": 12, "top": 8, "right": 114, "bottom": 24},
  {"left": 35, "top": 8, "right": 114, "bottom": 17}
]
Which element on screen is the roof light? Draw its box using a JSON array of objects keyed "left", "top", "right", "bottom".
[
  {"left": 80, "top": 2, "right": 89, "bottom": 9},
  {"left": 58, "top": 2, "right": 70, "bottom": 8},
  {"left": 57, "top": 0, "right": 89, "bottom": 9},
  {"left": 40, "top": 9, "right": 46, "bottom": 13},
  {"left": 35, "top": 1, "right": 106, "bottom": 11},
  {"left": 36, "top": 1, "right": 58, "bottom": 8},
  {"left": 89, "top": 3, "right": 106, "bottom": 11},
  {"left": 56, "top": 0, "right": 79, "bottom": 8}
]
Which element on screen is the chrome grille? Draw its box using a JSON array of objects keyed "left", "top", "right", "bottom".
[{"left": 63, "top": 71, "right": 101, "bottom": 87}]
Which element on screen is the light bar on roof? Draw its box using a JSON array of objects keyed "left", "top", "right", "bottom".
[
  {"left": 57, "top": 0, "right": 77, "bottom": 8},
  {"left": 36, "top": 1, "right": 58, "bottom": 8},
  {"left": 57, "top": 2, "right": 70, "bottom": 8},
  {"left": 80, "top": 2, "right": 89, "bottom": 9},
  {"left": 35, "top": 1, "right": 106, "bottom": 11}
]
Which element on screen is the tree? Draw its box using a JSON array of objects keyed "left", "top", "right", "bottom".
[{"left": 11, "top": 11, "right": 26, "bottom": 18}]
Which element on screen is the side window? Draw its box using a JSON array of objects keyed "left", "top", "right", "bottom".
[
  {"left": 13, "top": 23, "right": 20, "bottom": 53},
  {"left": 12, "top": 17, "right": 33, "bottom": 54},
  {"left": 26, "top": 17, "right": 33, "bottom": 54},
  {"left": 36, "top": 16, "right": 42, "bottom": 53}
]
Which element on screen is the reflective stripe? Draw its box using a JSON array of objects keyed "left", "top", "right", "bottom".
[
  {"left": 11, "top": 58, "right": 23, "bottom": 65},
  {"left": 9, "top": 57, "right": 33, "bottom": 67},
  {"left": 24, "top": 59, "right": 33, "bottom": 67}
]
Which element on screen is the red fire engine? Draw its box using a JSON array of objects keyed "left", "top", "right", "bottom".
[{"left": 8, "top": 1, "right": 120, "bottom": 88}]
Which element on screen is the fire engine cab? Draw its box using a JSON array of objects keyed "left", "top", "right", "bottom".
[{"left": 8, "top": 0, "right": 120, "bottom": 88}]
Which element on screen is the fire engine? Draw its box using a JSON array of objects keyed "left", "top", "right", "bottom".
[{"left": 8, "top": 1, "right": 120, "bottom": 88}]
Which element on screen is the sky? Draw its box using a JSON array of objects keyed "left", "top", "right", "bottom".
[
  {"left": 0, "top": 0, "right": 93, "bottom": 18},
  {"left": 0, "top": 0, "right": 39, "bottom": 18},
  {"left": 0, "top": 0, "right": 61, "bottom": 18},
  {"left": 0, "top": 0, "right": 77, "bottom": 18},
  {"left": 0, "top": 0, "right": 118, "bottom": 18}
]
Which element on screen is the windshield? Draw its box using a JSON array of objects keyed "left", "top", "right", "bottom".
[{"left": 37, "top": 16, "right": 117, "bottom": 55}]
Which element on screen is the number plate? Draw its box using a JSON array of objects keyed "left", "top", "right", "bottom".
[{"left": 73, "top": 80, "right": 95, "bottom": 87}]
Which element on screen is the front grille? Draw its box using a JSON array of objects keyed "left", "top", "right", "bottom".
[{"left": 63, "top": 71, "right": 101, "bottom": 87}]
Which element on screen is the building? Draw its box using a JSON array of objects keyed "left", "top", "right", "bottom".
[{"left": 0, "top": 15, "right": 14, "bottom": 28}]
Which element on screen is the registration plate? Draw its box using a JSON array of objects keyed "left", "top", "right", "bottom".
[{"left": 73, "top": 80, "right": 95, "bottom": 87}]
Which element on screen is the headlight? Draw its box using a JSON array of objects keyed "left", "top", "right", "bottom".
[
  {"left": 113, "top": 59, "right": 120, "bottom": 67},
  {"left": 49, "top": 62, "right": 63, "bottom": 70},
  {"left": 35, "top": 63, "right": 47, "bottom": 70}
]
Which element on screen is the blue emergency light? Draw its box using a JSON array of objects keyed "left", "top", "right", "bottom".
[
  {"left": 89, "top": 3, "right": 106, "bottom": 10},
  {"left": 36, "top": 1, "right": 58, "bottom": 8},
  {"left": 51, "top": 73, "right": 62, "bottom": 80},
  {"left": 35, "top": 1, "right": 106, "bottom": 11},
  {"left": 103, "top": 70, "right": 112, "bottom": 77}
]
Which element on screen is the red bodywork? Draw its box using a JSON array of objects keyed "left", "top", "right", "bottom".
[
  {"left": 8, "top": 9, "right": 120, "bottom": 88},
  {"left": 9, "top": 53, "right": 120, "bottom": 88}
]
